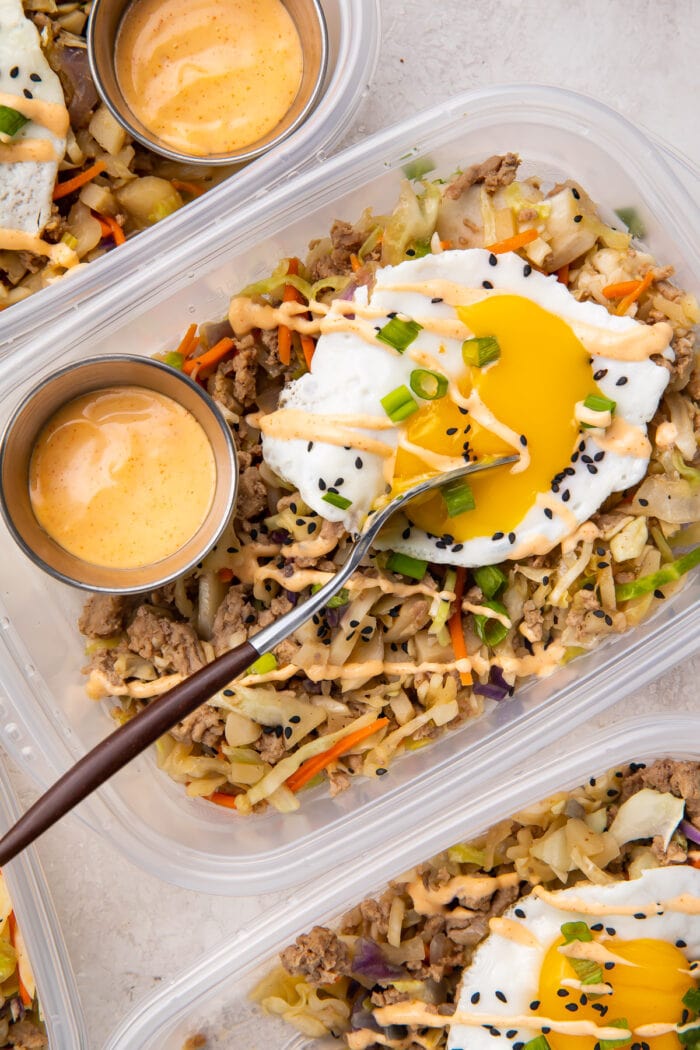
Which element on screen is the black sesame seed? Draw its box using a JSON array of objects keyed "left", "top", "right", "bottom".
[
  {"left": 544, "top": 508, "right": 553, "bottom": 520},
  {"left": 10, "top": 66, "right": 18, "bottom": 78},
  {"left": 349, "top": 619, "right": 360, "bottom": 628},
  {"left": 307, "top": 522, "right": 317, "bottom": 533},
  {"left": 482, "top": 280, "right": 494, "bottom": 289},
  {"left": 542, "top": 575, "right": 550, "bottom": 585},
  {"left": 506, "top": 1031, "right": 517, "bottom": 1040},
  {"left": 565, "top": 467, "right": 575, "bottom": 476},
  {"left": 406, "top": 249, "right": 415, "bottom": 257},
  {"left": 492, "top": 531, "right": 504, "bottom": 540},
  {"left": 594, "top": 369, "right": 608, "bottom": 381},
  {"left": 530, "top": 1001, "right": 540, "bottom": 1011},
  {"left": 355, "top": 457, "right": 363, "bottom": 469},
  {"left": 514, "top": 908, "right": 526, "bottom": 918},
  {"left": 571, "top": 187, "right": 581, "bottom": 199},
  {"left": 23, "top": 89, "right": 32, "bottom": 99},
  {"left": 387, "top": 311, "right": 398, "bottom": 319},
  {"left": 495, "top": 991, "right": 507, "bottom": 1003},
  {"left": 446, "top": 427, "right": 458, "bottom": 435},
  {"left": 30, "top": 72, "right": 42, "bottom": 82},
  {"left": 591, "top": 922, "right": 604, "bottom": 931},
  {"left": 452, "top": 543, "right": 464, "bottom": 552},
  {"left": 565, "top": 1003, "right": 579, "bottom": 1012},
  {"left": 223, "top": 689, "right": 234, "bottom": 697},
  {"left": 654, "top": 588, "right": 665, "bottom": 599},
  {"left": 431, "top": 296, "right": 443, "bottom": 303},
  {"left": 508, "top": 532, "right": 516, "bottom": 544},
  {"left": 593, "top": 609, "right": 605, "bottom": 618},
  {"left": 634, "top": 912, "right": 645, "bottom": 919},
  {"left": 514, "top": 1044, "right": 525, "bottom": 1050},
  {"left": 606, "top": 787, "right": 617, "bottom": 796},
  {"left": 471, "top": 992, "right": 481, "bottom": 1005},
  {"left": 604, "top": 614, "right": 613, "bottom": 626},
  {"left": 562, "top": 490, "right": 571, "bottom": 503},
  {"left": 402, "top": 527, "right": 411, "bottom": 540},
  {"left": 284, "top": 726, "right": 292, "bottom": 739},
  {"left": 587, "top": 463, "right": 598, "bottom": 474},
  {"left": 594, "top": 451, "right": 605, "bottom": 462},
  {"left": 604, "top": 961, "right": 615, "bottom": 970},
  {"left": 638, "top": 497, "right": 649, "bottom": 507},
  {"left": 573, "top": 214, "right": 583, "bottom": 223},
  {"left": 376, "top": 767, "right": 388, "bottom": 776},
  {"left": 490, "top": 1029, "right": 501, "bottom": 1038},
  {"left": 520, "top": 434, "right": 527, "bottom": 446},
  {"left": 557, "top": 989, "right": 569, "bottom": 998},
  {"left": 598, "top": 561, "right": 610, "bottom": 569},
  {"left": 616, "top": 376, "right": 628, "bottom": 386},
  {"left": 606, "top": 928, "right": 616, "bottom": 936},
  {"left": 274, "top": 725, "right": 283, "bottom": 738},
  {"left": 523, "top": 264, "right": 532, "bottom": 276},
  {"left": 542, "top": 1028, "right": 551, "bottom": 1035},
  {"left": 318, "top": 479, "right": 326, "bottom": 491},
  {"left": 579, "top": 440, "right": 586, "bottom": 452}
]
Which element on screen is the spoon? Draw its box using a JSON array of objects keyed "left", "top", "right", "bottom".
[{"left": 0, "top": 455, "right": 516, "bottom": 864}]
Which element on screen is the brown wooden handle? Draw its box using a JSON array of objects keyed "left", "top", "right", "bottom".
[{"left": 0, "top": 639, "right": 258, "bottom": 866}]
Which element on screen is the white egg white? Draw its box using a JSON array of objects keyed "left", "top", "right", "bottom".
[
  {"left": 448, "top": 865, "right": 700, "bottom": 1050},
  {"left": 0, "top": 0, "right": 67, "bottom": 235},
  {"left": 261, "top": 250, "right": 671, "bottom": 567}
]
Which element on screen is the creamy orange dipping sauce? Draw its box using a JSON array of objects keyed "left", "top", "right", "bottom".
[
  {"left": 115, "top": 0, "right": 303, "bottom": 157},
  {"left": 29, "top": 386, "right": 216, "bottom": 569}
]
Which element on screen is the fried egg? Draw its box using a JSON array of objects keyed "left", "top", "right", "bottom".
[
  {"left": 0, "top": 0, "right": 67, "bottom": 237},
  {"left": 261, "top": 250, "right": 672, "bottom": 567},
  {"left": 448, "top": 865, "right": 700, "bottom": 1050}
]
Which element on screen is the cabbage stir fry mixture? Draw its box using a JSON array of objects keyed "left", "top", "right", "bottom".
[
  {"left": 0, "top": 873, "right": 46, "bottom": 1049},
  {"left": 0, "top": 0, "right": 232, "bottom": 310},
  {"left": 256, "top": 760, "right": 700, "bottom": 1050},
  {"left": 79, "top": 154, "right": 700, "bottom": 815}
]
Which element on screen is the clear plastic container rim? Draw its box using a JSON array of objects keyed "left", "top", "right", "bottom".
[{"left": 103, "top": 711, "right": 700, "bottom": 1050}]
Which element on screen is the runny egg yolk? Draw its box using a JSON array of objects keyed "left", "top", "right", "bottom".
[
  {"left": 394, "top": 295, "right": 595, "bottom": 541},
  {"left": 538, "top": 935, "right": 695, "bottom": 1050}
]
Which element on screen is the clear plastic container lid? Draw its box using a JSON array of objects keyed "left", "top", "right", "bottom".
[
  {"left": 0, "top": 759, "right": 88, "bottom": 1049},
  {"left": 0, "top": 0, "right": 381, "bottom": 356},
  {"left": 102, "top": 712, "right": 700, "bottom": 1050},
  {"left": 0, "top": 85, "right": 697, "bottom": 895}
]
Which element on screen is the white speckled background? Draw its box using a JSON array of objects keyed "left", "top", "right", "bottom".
[{"left": 5, "top": 1, "right": 700, "bottom": 1046}]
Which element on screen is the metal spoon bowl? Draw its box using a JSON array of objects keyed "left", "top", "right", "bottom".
[{"left": 0, "top": 454, "right": 517, "bottom": 865}]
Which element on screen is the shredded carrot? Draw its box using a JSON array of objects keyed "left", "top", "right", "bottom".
[
  {"left": 602, "top": 279, "right": 642, "bottom": 299},
  {"left": 53, "top": 159, "right": 107, "bottom": 200},
  {"left": 614, "top": 270, "right": 655, "bottom": 316},
  {"left": 556, "top": 263, "right": 569, "bottom": 285},
  {"left": 301, "top": 334, "right": 316, "bottom": 370},
  {"left": 171, "top": 179, "right": 205, "bottom": 198},
  {"left": 448, "top": 566, "right": 472, "bottom": 687},
  {"left": 218, "top": 567, "right": 234, "bottom": 583},
  {"left": 8, "top": 912, "right": 32, "bottom": 1007},
  {"left": 350, "top": 253, "right": 362, "bottom": 273},
  {"left": 174, "top": 323, "right": 198, "bottom": 359},
  {"left": 440, "top": 239, "right": 453, "bottom": 251},
  {"left": 277, "top": 258, "right": 302, "bottom": 366},
  {"left": 206, "top": 792, "right": 238, "bottom": 810},
  {"left": 93, "top": 213, "right": 112, "bottom": 237},
  {"left": 286, "top": 717, "right": 389, "bottom": 793},
  {"left": 100, "top": 214, "right": 125, "bottom": 246},
  {"left": 689, "top": 853, "right": 700, "bottom": 870},
  {"left": 183, "top": 336, "right": 235, "bottom": 376},
  {"left": 485, "top": 228, "right": 538, "bottom": 255}
]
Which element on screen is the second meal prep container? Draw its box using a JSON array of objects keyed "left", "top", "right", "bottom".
[
  {"left": 0, "top": 759, "right": 88, "bottom": 1049},
  {"left": 102, "top": 713, "right": 700, "bottom": 1049},
  {"left": 0, "top": 85, "right": 698, "bottom": 894}
]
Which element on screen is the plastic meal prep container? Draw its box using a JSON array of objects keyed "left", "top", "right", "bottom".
[
  {"left": 0, "top": 0, "right": 381, "bottom": 356},
  {"left": 0, "top": 758, "right": 88, "bottom": 1049},
  {"left": 0, "top": 85, "right": 698, "bottom": 895},
  {"left": 101, "top": 712, "right": 700, "bottom": 1050}
]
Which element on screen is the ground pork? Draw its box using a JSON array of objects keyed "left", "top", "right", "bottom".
[
  {"left": 280, "top": 926, "right": 352, "bottom": 986},
  {"left": 78, "top": 594, "right": 129, "bottom": 638},
  {"left": 254, "top": 730, "right": 287, "bottom": 764},
  {"left": 619, "top": 758, "right": 700, "bottom": 823},
  {"left": 236, "top": 465, "right": 268, "bottom": 521},
  {"left": 444, "top": 153, "right": 520, "bottom": 199},
  {"left": 171, "top": 704, "right": 224, "bottom": 748},
  {"left": 126, "top": 606, "right": 206, "bottom": 676},
  {"left": 211, "top": 589, "right": 256, "bottom": 655},
  {"left": 7, "top": 1018, "right": 48, "bottom": 1048}
]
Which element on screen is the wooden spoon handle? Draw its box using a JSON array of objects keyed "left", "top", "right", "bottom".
[{"left": 0, "top": 639, "right": 258, "bottom": 866}]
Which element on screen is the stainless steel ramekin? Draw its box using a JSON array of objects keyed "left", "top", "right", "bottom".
[
  {"left": 87, "top": 0, "right": 328, "bottom": 166},
  {"left": 0, "top": 356, "right": 237, "bottom": 593}
]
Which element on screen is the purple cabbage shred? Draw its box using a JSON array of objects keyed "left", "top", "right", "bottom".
[
  {"left": 351, "top": 938, "right": 408, "bottom": 984},
  {"left": 473, "top": 664, "right": 514, "bottom": 701}
]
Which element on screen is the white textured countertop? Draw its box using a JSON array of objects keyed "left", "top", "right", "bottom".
[{"left": 6, "top": 1, "right": 700, "bottom": 1046}]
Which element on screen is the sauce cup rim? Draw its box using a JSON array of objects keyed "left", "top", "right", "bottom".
[
  {"left": 0, "top": 354, "right": 238, "bottom": 593},
  {"left": 86, "top": 0, "right": 329, "bottom": 166}
]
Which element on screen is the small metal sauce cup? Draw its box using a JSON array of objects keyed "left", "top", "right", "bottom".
[
  {"left": 0, "top": 356, "right": 238, "bottom": 593},
  {"left": 87, "top": 0, "right": 328, "bottom": 166}
]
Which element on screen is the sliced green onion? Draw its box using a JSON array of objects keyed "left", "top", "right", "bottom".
[
  {"left": 402, "top": 156, "right": 435, "bottom": 181},
  {"left": 447, "top": 843, "right": 486, "bottom": 866},
  {"left": 522, "top": 1038, "right": 551, "bottom": 1050},
  {"left": 409, "top": 368, "right": 448, "bottom": 400},
  {"left": 381, "top": 384, "right": 419, "bottom": 422},
  {"left": 615, "top": 207, "right": 646, "bottom": 239},
  {"left": 584, "top": 393, "right": 616, "bottom": 414},
  {"left": 429, "top": 567, "right": 457, "bottom": 637},
  {"left": 472, "top": 600, "right": 509, "bottom": 647},
  {"left": 247, "top": 652, "right": 278, "bottom": 676},
  {"left": 322, "top": 491, "right": 352, "bottom": 511},
  {"left": 387, "top": 552, "right": 428, "bottom": 580},
  {"left": 561, "top": 921, "right": 593, "bottom": 943},
  {"left": 311, "top": 584, "right": 349, "bottom": 608},
  {"left": 678, "top": 1025, "right": 700, "bottom": 1048},
  {"left": 462, "top": 336, "right": 500, "bottom": 368},
  {"left": 598, "top": 1018, "right": 632, "bottom": 1050},
  {"left": 442, "top": 478, "right": 476, "bottom": 518},
  {"left": 473, "top": 564, "right": 507, "bottom": 599},
  {"left": 0, "top": 105, "right": 29, "bottom": 138},
  {"left": 408, "top": 240, "right": 432, "bottom": 259},
  {"left": 162, "top": 351, "right": 185, "bottom": 369},
  {"left": 615, "top": 545, "right": 700, "bottom": 602},
  {"left": 376, "top": 317, "right": 422, "bottom": 353},
  {"left": 683, "top": 989, "right": 700, "bottom": 1016}
]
